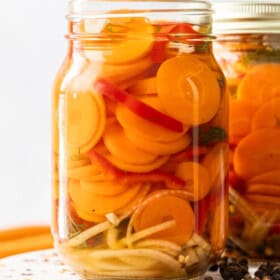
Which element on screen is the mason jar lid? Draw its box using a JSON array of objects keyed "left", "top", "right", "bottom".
[
  {"left": 67, "top": 0, "right": 212, "bottom": 24},
  {"left": 213, "top": 0, "right": 280, "bottom": 34}
]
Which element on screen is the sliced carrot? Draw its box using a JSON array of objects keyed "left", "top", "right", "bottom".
[
  {"left": 133, "top": 195, "right": 194, "bottom": 245},
  {"left": 67, "top": 164, "right": 101, "bottom": 180},
  {"left": 244, "top": 194, "right": 280, "bottom": 206},
  {"left": 69, "top": 180, "right": 142, "bottom": 216},
  {"left": 234, "top": 128, "right": 280, "bottom": 179},
  {"left": 117, "top": 184, "right": 150, "bottom": 218},
  {"left": 128, "top": 190, "right": 193, "bottom": 236},
  {"left": 125, "top": 128, "right": 191, "bottom": 156},
  {"left": 88, "top": 150, "right": 184, "bottom": 189},
  {"left": 127, "top": 77, "right": 157, "bottom": 95},
  {"left": 170, "top": 146, "right": 209, "bottom": 163},
  {"left": 67, "top": 157, "right": 90, "bottom": 170},
  {"left": 246, "top": 184, "right": 280, "bottom": 196},
  {"left": 202, "top": 143, "right": 229, "bottom": 190},
  {"left": 100, "top": 57, "right": 152, "bottom": 84},
  {"left": 105, "top": 154, "right": 169, "bottom": 173},
  {"left": 80, "top": 180, "right": 129, "bottom": 196},
  {"left": 65, "top": 89, "right": 106, "bottom": 156},
  {"left": 74, "top": 208, "right": 107, "bottom": 223},
  {"left": 175, "top": 162, "right": 211, "bottom": 201},
  {"left": 248, "top": 170, "right": 280, "bottom": 185},
  {"left": 157, "top": 55, "right": 221, "bottom": 125},
  {"left": 229, "top": 100, "right": 259, "bottom": 143},
  {"left": 102, "top": 17, "right": 155, "bottom": 64},
  {"left": 103, "top": 123, "right": 159, "bottom": 164},
  {"left": 73, "top": 185, "right": 150, "bottom": 223},
  {"left": 116, "top": 96, "right": 189, "bottom": 143},
  {"left": 252, "top": 97, "right": 280, "bottom": 130},
  {"left": 237, "top": 63, "right": 280, "bottom": 104}
]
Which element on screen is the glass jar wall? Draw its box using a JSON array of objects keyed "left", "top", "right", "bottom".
[
  {"left": 213, "top": 1, "right": 280, "bottom": 260},
  {"left": 52, "top": 1, "right": 229, "bottom": 279}
]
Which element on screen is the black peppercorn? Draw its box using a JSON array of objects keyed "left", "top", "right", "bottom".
[
  {"left": 272, "top": 273, "right": 280, "bottom": 280},
  {"left": 209, "top": 264, "right": 219, "bottom": 272}
]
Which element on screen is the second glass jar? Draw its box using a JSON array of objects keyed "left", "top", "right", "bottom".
[
  {"left": 213, "top": 1, "right": 280, "bottom": 260},
  {"left": 52, "top": 1, "right": 229, "bottom": 279}
]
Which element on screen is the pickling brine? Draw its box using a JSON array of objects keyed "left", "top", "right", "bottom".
[{"left": 52, "top": 1, "right": 229, "bottom": 279}]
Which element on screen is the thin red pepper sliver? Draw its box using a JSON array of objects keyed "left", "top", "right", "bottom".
[{"left": 94, "top": 78, "right": 183, "bottom": 132}]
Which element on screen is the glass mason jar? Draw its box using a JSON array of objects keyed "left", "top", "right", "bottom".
[
  {"left": 52, "top": 0, "right": 229, "bottom": 279},
  {"left": 213, "top": 1, "right": 280, "bottom": 260}
]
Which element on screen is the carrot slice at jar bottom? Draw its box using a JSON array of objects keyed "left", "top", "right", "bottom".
[
  {"left": 246, "top": 184, "right": 280, "bottom": 196},
  {"left": 75, "top": 185, "right": 150, "bottom": 223},
  {"left": 69, "top": 180, "right": 142, "bottom": 216},
  {"left": 157, "top": 55, "right": 221, "bottom": 125},
  {"left": 175, "top": 162, "right": 211, "bottom": 201},
  {"left": 105, "top": 154, "right": 169, "bottom": 173},
  {"left": 133, "top": 195, "right": 194, "bottom": 245},
  {"left": 103, "top": 123, "right": 159, "bottom": 164},
  {"left": 234, "top": 128, "right": 280, "bottom": 179}
]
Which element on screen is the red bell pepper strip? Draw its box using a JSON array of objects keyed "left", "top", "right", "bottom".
[{"left": 94, "top": 79, "right": 183, "bottom": 132}]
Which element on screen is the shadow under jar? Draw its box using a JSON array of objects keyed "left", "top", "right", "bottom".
[
  {"left": 51, "top": 0, "right": 229, "bottom": 279},
  {"left": 213, "top": 1, "right": 280, "bottom": 260}
]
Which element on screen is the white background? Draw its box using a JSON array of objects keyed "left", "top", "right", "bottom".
[
  {"left": 0, "top": 0, "right": 66, "bottom": 228},
  {"left": 0, "top": 0, "right": 221, "bottom": 229}
]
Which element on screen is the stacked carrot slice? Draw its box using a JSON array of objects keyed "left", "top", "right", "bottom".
[{"left": 52, "top": 15, "right": 228, "bottom": 278}]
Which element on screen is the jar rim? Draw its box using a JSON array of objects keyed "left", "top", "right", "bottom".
[
  {"left": 213, "top": 1, "right": 280, "bottom": 35},
  {"left": 67, "top": 0, "right": 212, "bottom": 20}
]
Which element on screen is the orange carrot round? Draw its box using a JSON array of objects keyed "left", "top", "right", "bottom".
[
  {"left": 80, "top": 180, "right": 129, "bottom": 196},
  {"left": 102, "top": 17, "right": 155, "bottom": 64},
  {"left": 175, "top": 162, "right": 211, "bottom": 201},
  {"left": 133, "top": 195, "right": 195, "bottom": 245},
  {"left": 105, "top": 154, "right": 169, "bottom": 173},
  {"left": 65, "top": 89, "right": 106, "bottom": 156},
  {"left": 252, "top": 97, "right": 280, "bottom": 130},
  {"left": 103, "top": 123, "right": 159, "bottom": 164},
  {"left": 234, "top": 128, "right": 280, "bottom": 179},
  {"left": 248, "top": 170, "right": 280, "bottom": 185},
  {"left": 229, "top": 99, "right": 259, "bottom": 143},
  {"left": 127, "top": 77, "right": 157, "bottom": 95},
  {"left": 116, "top": 96, "right": 189, "bottom": 143},
  {"left": 246, "top": 184, "right": 280, "bottom": 196},
  {"left": 69, "top": 180, "right": 142, "bottom": 216},
  {"left": 237, "top": 63, "right": 280, "bottom": 104},
  {"left": 157, "top": 55, "right": 221, "bottom": 125}
]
